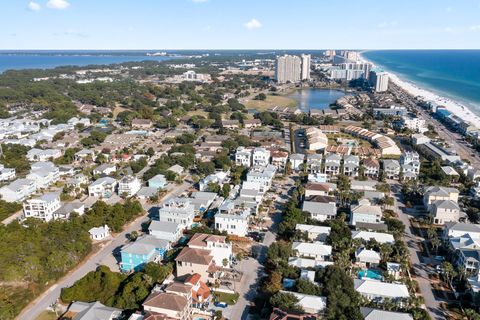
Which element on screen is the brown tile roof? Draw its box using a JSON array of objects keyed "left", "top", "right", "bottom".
[
  {"left": 176, "top": 247, "right": 213, "bottom": 265},
  {"left": 165, "top": 282, "right": 191, "bottom": 295},
  {"left": 306, "top": 195, "right": 336, "bottom": 203},
  {"left": 305, "top": 182, "right": 331, "bottom": 192},
  {"left": 188, "top": 233, "right": 226, "bottom": 247},
  {"left": 363, "top": 158, "right": 380, "bottom": 168},
  {"left": 143, "top": 292, "right": 188, "bottom": 312}
]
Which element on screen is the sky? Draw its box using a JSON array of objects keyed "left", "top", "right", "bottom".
[{"left": 1, "top": 0, "right": 480, "bottom": 50}]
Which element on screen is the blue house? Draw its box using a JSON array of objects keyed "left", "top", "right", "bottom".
[
  {"left": 148, "top": 174, "right": 167, "bottom": 190},
  {"left": 120, "top": 235, "right": 170, "bottom": 272}
]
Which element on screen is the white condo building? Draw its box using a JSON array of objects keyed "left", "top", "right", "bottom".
[
  {"left": 301, "top": 54, "right": 311, "bottom": 80},
  {"left": 275, "top": 55, "right": 301, "bottom": 83},
  {"left": 370, "top": 71, "right": 389, "bottom": 92}
]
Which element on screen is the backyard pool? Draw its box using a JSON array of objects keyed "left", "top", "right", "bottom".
[{"left": 358, "top": 269, "right": 383, "bottom": 280}]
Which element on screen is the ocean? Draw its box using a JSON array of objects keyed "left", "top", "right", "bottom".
[
  {"left": 0, "top": 51, "right": 176, "bottom": 73},
  {"left": 362, "top": 50, "right": 480, "bottom": 117}
]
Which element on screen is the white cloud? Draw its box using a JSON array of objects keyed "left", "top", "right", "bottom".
[
  {"left": 469, "top": 25, "right": 480, "bottom": 31},
  {"left": 47, "top": 0, "right": 70, "bottom": 10},
  {"left": 28, "top": 1, "right": 41, "bottom": 11},
  {"left": 244, "top": 18, "right": 262, "bottom": 30},
  {"left": 192, "top": 0, "right": 208, "bottom": 3}
]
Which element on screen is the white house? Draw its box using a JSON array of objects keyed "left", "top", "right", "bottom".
[
  {"left": 89, "top": 225, "right": 110, "bottom": 240},
  {"left": 361, "top": 308, "right": 413, "bottom": 320},
  {"left": 26, "top": 148, "right": 62, "bottom": 161},
  {"left": 27, "top": 163, "right": 60, "bottom": 189},
  {"left": 22, "top": 192, "right": 61, "bottom": 222},
  {"left": 354, "top": 279, "right": 409, "bottom": 303},
  {"left": 93, "top": 163, "right": 116, "bottom": 176},
  {"left": 148, "top": 220, "right": 183, "bottom": 243},
  {"left": 0, "top": 178, "right": 37, "bottom": 202},
  {"left": 215, "top": 210, "right": 249, "bottom": 237},
  {"left": 350, "top": 201, "right": 383, "bottom": 226},
  {"left": 187, "top": 233, "right": 232, "bottom": 266},
  {"left": 343, "top": 155, "right": 360, "bottom": 177},
  {"left": 295, "top": 224, "right": 331, "bottom": 242},
  {"left": 382, "top": 159, "right": 401, "bottom": 179},
  {"left": 0, "top": 165, "right": 15, "bottom": 181},
  {"left": 290, "top": 153, "right": 305, "bottom": 171},
  {"left": 355, "top": 248, "right": 381, "bottom": 267},
  {"left": 118, "top": 176, "right": 142, "bottom": 197},
  {"left": 423, "top": 186, "right": 459, "bottom": 209},
  {"left": 158, "top": 197, "right": 195, "bottom": 227},
  {"left": 292, "top": 241, "right": 332, "bottom": 261},
  {"left": 324, "top": 153, "right": 341, "bottom": 176},
  {"left": 351, "top": 230, "right": 395, "bottom": 244},
  {"left": 88, "top": 177, "right": 118, "bottom": 198},
  {"left": 235, "top": 147, "right": 252, "bottom": 167},
  {"left": 280, "top": 291, "right": 327, "bottom": 314},
  {"left": 302, "top": 201, "right": 336, "bottom": 222},
  {"left": 252, "top": 147, "right": 270, "bottom": 166}
]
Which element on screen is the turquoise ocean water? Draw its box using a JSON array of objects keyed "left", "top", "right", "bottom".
[{"left": 362, "top": 50, "right": 480, "bottom": 117}]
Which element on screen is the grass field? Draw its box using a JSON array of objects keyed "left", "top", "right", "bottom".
[
  {"left": 244, "top": 94, "right": 297, "bottom": 111},
  {"left": 213, "top": 291, "right": 240, "bottom": 305},
  {"left": 35, "top": 311, "right": 58, "bottom": 320}
]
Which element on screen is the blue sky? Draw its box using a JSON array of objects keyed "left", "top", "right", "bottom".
[{"left": 1, "top": 0, "right": 480, "bottom": 50}]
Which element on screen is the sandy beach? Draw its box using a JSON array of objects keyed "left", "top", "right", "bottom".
[{"left": 360, "top": 53, "right": 480, "bottom": 127}]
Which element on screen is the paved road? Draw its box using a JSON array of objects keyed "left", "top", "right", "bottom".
[
  {"left": 390, "top": 181, "right": 446, "bottom": 320},
  {"left": 18, "top": 180, "right": 192, "bottom": 320}
]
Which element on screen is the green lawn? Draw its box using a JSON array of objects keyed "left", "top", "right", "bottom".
[{"left": 213, "top": 291, "right": 240, "bottom": 305}]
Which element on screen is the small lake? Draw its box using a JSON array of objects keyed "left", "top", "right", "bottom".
[{"left": 287, "top": 89, "right": 346, "bottom": 111}]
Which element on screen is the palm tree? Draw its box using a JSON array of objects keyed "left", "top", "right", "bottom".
[
  {"left": 430, "top": 236, "right": 441, "bottom": 255},
  {"left": 441, "top": 261, "right": 457, "bottom": 286}
]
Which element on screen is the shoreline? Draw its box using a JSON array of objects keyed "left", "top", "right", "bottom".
[{"left": 359, "top": 52, "right": 480, "bottom": 126}]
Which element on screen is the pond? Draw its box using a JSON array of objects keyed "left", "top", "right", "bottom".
[{"left": 286, "top": 88, "right": 346, "bottom": 111}]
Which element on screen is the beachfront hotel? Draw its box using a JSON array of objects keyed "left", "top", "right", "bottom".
[{"left": 275, "top": 54, "right": 311, "bottom": 83}]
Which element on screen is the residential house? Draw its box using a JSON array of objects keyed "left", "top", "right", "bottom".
[
  {"left": 22, "top": 192, "right": 61, "bottom": 222},
  {"left": 351, "top": 180, "right": 377, "bottom": 192},
  {"left": 354, "top": 279, "right": 410, "bottom": 303},
  {"left": 142, "top": 292, "right": 190, "bottom": 320},
  {"left": 221, "top": 119, "right": 240, "bottom": 129},
  {"left": 343, "top": 155, "right": 360, "bottom": 177},
  {"left": 187, "top": 233, "right": 232, "bottom": 266},
  {"left": 306, "top": 127, "right": 329, "bottom": 151},
  {"left": 235, "top": 147, "right": 252, "bottom": 167},
  {"left": 400, "top": 151, "right": 421, "bottom": 180},
  {"left": 118, "top": 176, "right": 142, "bottom": 197},
  {"left": 252, "top": 147, "right": 271, "bottom": 166},
  {"left": 198, "top": 171, "right": 228, "bottom": 192},
  {"left": 306, "top": 154, "right": 323, "bottom": 173},
  {"left": 302, "top": 201, "right": 336, "bottom": 222},
  {"left": 243, "top": 165, "right": 276, "bottom": 193},
  {"left": 74, "top": 149, "right": 95, "bottom": 162},
  {"left": 26, "top": 148, "right": 62, "bottom": 161},
  {"left": 215, "top": 210, "right": 249, "bottom": 237},
  {"left": 88, "top": 177, "right": 118, "bottom": 198},
  {"left": 468, "top": 168, "right": 480, "bottom": 181},
  {"left": 0, "top": 178, "right": 36, "bottom": 202},
  {"left": 0, "top": 165, "right": 15, "bottom": 181},
  {"left": 363, "top": 158, "right": 380, "bottom": 178},
  {"left": 423, "top": 186, "right": 459, "bottom": 209},
  {"left": 360, "top": 308, "right": 413, "bottom": 320},
  {"left": 89, "top": 225, "right": 110, "bottom": 240},
  {"left": 382, "top": 159, "right": 401, "bottom": 179},
  {"left": 290, "top": 153, "right": 306, "bottom": 171},
  {"left": 271, "top": 150, "right": 289, "bottom": 171},
  {"left": 148, "top": 174, "right": 168, "bottom": 190},
  {"left": 270, "top": 308, "right": 320, "bottom": 320},
  {"left": 244, "top": 119, "right": 262, "bottom": 129},
  {"left": 443, "top": 222, "right": 480, "bottom": 240},
  {"left": 131, "top": 118, "right": 153, "bottom": 129},
  {"left": 431, "top": 200, "right": 462, "bottom": 225},
  {"left": 351, "top": 230, "right": 395, "bottom": 244},
  {"left": 324, "top": 154, "right": 341, "bottom": 176},
  {"left": 27, "top": 163, "right": 60, "bottom": 189},
  {"left": 350, "top": 201, "right": 383, "bottom": 226},
  {"left": 149, "top": 220, "right": 183, "bottom": 243},
  {"left": 120, "top": 235, "right": 170, "bottom": 272},
  {"left": 168, "top": 164, "right": 184, "bottom": 176},
  {"left": 93, "top": 163, "right": 116, "bottom": 176},
  {"left": 158, "top": 197, "right": 195, "bottom": 227},
  {"left": 279, "top": 291, "right": 327, "bottom": 315},
  {"left": 355, "top": 248, "right": 381, "bottom": 268},
  {"left": 292, "top": 241, "right": 332, "bottom": 261},
  {"left": 295, "top": 224, "right": 331, "bottom": 242},
  {"left": 65, "top": 301, "right": 122, "bottom": 320},
  {"left": 304, "top": 182, "right": 336, "bottom": 197},
  {"left": 190, "top": 191, "right": 217, "bottom": 213}
]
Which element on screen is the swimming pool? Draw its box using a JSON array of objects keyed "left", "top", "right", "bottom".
[{"left": 358, "top": 269, "right": 383, "bottom": 280}]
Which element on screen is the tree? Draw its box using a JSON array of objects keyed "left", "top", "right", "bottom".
[
  {"left": 441, "top": 261, "right": 456, "bottom": 285},
  {"left": 295, "top": 279, "right": 321, "bottom": 295},
  {"left": 269, "top": 292, "right": 303, "bottom": 313},
  {"left": 220, "top": 184, "right": 231, "bottom": 198},
  {"left": 263, "top": 271, "right": 282, "bottom": 295},
  {"left": 254, "top": 93, "right": 267, "bottom": 101}
]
